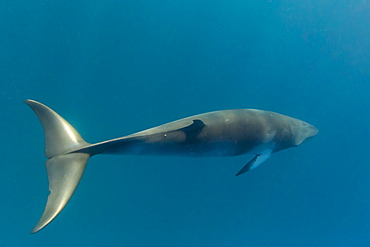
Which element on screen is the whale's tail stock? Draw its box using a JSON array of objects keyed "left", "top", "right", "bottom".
[{"left": 25, "top": 100, "right": 91, "bottom": 233}]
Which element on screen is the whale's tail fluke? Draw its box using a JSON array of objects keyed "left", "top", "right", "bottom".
[{"left": 25, "top": 100, "right": 91, "bottom": 234}]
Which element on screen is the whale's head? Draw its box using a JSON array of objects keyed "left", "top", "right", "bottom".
[{"left": 291, "top": 119, "right": 318, "bottom": 146}]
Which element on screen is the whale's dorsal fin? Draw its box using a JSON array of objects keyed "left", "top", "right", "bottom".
[{"left": 176, "top": 119, "right": 205, "bottom": 142}]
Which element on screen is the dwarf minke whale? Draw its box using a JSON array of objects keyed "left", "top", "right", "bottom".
[{"left": 25, "top": 99, "right": 318, "bottom": 233}]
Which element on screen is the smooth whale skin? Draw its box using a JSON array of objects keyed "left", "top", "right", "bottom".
[{"left": 25, "top": 99, "right": 318, "bottom": 233}]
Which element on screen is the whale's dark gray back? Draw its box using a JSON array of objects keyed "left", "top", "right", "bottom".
[{"left": 81, "top": 109, "right": 314, "bottom": 157}]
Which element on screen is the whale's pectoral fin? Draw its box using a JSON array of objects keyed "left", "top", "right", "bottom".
[
  {"left": 235, "top": 151, "right": 272, "bottom": 176},
  {"left": 177, "top": 119, "right": 205, "bottom": 142}
]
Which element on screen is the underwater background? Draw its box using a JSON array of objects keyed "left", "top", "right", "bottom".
[{"left": 1, "top": 0, "right": 369, "bottom": 246}]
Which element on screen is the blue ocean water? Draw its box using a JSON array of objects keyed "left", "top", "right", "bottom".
[{"left": 1, "top": 0, "right": 369, "bottom": 246}]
